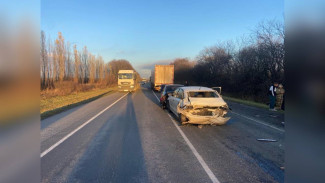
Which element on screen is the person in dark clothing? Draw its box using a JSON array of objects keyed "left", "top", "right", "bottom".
[
  {"left": 275, "top": 84, "right": 285, "bottom": 110},
  {"left": 184, "top": 81, "right": 189, "bottom": 86},
  {"left": 269, "top": 82, "right": 279, "bottom": 111},
  {"left": 281, "top": 93, "right": 285, "bottom": 110}
]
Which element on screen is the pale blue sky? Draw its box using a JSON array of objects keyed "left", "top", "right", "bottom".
[
  {"left": 1, "top": 0, "right": 40, "bottom": 29},
  {"left": 41, "top": 0, "right": 283, "bottom": 74}
]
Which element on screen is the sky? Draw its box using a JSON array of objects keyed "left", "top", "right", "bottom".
[
  {"left": 1, "top": 0, "right": 40, "bottom": 30},
  {"left": 41, "top": 0, "right": 284, "bottom": 77}
]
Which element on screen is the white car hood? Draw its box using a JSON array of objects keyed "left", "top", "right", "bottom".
[{"left": 188, "top": 97, "right": 227, "bottom": 108}]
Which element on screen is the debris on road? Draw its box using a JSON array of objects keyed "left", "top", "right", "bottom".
[
  {"left": 257, "top": 139, "right": 277, "bottom": 142},
  {"left": 269, "top": 114, "right": 278, "bottom": 118}
]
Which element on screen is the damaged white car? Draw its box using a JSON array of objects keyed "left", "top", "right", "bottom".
[{"left": 167, "top": 86, "right": 230, "bottom": 125}]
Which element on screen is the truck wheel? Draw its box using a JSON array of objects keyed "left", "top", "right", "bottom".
[{"left": 179, "top": 113, "right": 187, "bottom": 123}]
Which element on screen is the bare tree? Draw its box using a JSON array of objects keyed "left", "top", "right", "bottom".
[
  {"left": 170, "top": 20, "right": 284, "bottom": 102},
  {"left": 170, "top": 58, "right": 195, "bottom": 84},
  {"left": 107, "top": 59, "right": 135, "bottom": 84},
  {"left": 47, "top": 35, "right": 55, "bottom": 88},
  {"left": 55, "top": 32, "right": 66, "bottom": 82},
  {"left": 97, "top": 56, "right": 104, "bottom": 83},
  {"left": 40, "top": 31, "right": 48, "bottom": 89},
  {"left": 81, "top": 46, "right": 88, "bottom": 83},
  {"left": 73, "top": 44, "right": 80, "bottom": 83},
  {"left": 66, "top": 41, "right": 72, "bottom": 80},
  {"left": 88, "top": 53, "right": 96, "bottom": 83},
  {"left": 42, "top": 31, "right": 132, "bottom": 92}
]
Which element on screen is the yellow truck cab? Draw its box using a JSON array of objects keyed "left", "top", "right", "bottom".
[{"left": 118, "top": 70, "right": 136, "bottom": 92}]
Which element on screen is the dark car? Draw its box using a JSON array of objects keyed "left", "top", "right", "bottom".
[
  {"left": 159, "top": 84, "right": 166, "bottom": 93},
  {"left": 160, "top": 84, "right": 184, "bottom": 109}
]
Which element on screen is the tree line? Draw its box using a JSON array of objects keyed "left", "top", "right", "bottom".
[
  {"left": 170, "top": 20, "right": 284, "bottom": 103},
  {"left": 40, "top": 31, "right": 136, "bottom": 91}
]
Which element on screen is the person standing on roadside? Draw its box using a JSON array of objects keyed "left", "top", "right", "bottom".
[
  {"left": 276, "top": 84, "right": 285, "bottom": 110},
  {"left": 184, "top": 81, "right": 189, "bottom": 86},
  {"left": 269, "top": 82, "right": 278, "bottom": 111}
]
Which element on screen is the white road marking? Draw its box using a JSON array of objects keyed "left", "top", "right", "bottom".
[
  {"left": 231, "top": 111, "right": 284, "bottom": 132},
  {"left": 41, "top": 92, "right": 129, "bottom": 158},
  {"left": 152, "top": 90, "right": 220, "bottom": 183}
]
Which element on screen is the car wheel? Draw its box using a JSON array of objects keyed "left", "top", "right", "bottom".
[
  {"left": 161, "top": 103, "right": 166, "bottom": 109},
  {"left": 179, "top": 113, "right": 187, "bottom": 123},
  {"left": 166, "top": 101, "right": 171, "bottom": 112}
]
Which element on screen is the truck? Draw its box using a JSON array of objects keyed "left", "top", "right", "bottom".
[
  {"left": 118, "top": 70, "right": 137, "bottom": 92},
  {"left": 151, "top": 65, "right": 174, "bottom": 91}
]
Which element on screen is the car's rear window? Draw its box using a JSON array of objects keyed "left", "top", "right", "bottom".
[{"left": 188, "top": 91, "right": 219, "bottom": 98}]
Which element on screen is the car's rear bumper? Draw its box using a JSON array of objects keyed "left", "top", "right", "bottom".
[{"left": 181, "top": 112, "right": 230, "bottom": 125}]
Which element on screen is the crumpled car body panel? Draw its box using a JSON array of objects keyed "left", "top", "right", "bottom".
[
  {"left": 177, "top": 105, "right": 230, "bottom": 125},
  {"left": 185, "top": 114, "right": 230, "bottom": 125}
]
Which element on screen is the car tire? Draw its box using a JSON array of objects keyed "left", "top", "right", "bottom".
[
  {"left": 179, "top": 113, "right": 187, "bottom": 123},
  {"left": 161, "top": 103, "right": 166, "bottom": 109},
  {"left": 166, "top": 101, "right": 171, "bottom": 112}
]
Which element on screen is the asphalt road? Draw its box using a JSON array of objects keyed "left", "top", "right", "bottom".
[{"left": 41, "top": 83, "right": 284, "bottom": 183}]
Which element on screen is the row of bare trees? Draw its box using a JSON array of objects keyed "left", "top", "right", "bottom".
[
  {"left": 171, "top": 20, "right": 284, "bottom": 103},
  {"left": 40, "top": 31, "right": 136, "bottom": 91}
]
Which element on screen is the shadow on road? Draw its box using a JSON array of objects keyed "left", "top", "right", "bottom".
[
  {"left": 67, "top": 93, "right": 148, "bottom": 182},
  {"left": 140, "top": 85, "right": 161, "bottom": 108},
  {"left": 140, "top": 85, "right": 187, "bottom": 126}
]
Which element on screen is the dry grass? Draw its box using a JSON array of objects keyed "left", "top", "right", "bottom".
[
  {"left": 41, "top": 86, "right": 117, "bottom": 119},
  {"left": 223, "top": 96, "right": 269, "bottom": 109},
  {"left": 41, "top": 81, "right": 115, "bottom": 98},
  {"left": 223, "top": 96, "right": 285, "bottom": 113}
]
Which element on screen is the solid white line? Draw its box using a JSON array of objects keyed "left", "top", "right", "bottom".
[
  {"left": 41, "top": 92, "right": 129, "bottom": 158},
  {"left": 231, "top": 111, "right": 284, "bottom": 132},
  {"left": 152, "top": 90, "right": 220, "bottom": 183}
]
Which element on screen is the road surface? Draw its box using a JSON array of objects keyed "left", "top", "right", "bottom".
[{"left": 41, "top": 83, "right": 284, "bottom": 183}]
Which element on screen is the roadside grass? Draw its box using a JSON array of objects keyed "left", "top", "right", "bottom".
[
  {"left": 41, "top": 87, "right": 117, "bottom": 119},
  {"left": 223, "top": 95, "right": 285, "bottom": 113},
  {"left": 223, "top": 96, "right": 269, "bottom": 109}
]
